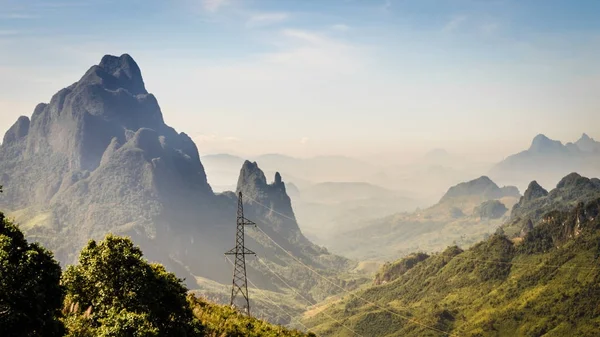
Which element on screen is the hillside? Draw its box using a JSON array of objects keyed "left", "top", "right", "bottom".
[
  {"left": 303, "top": 194, "right": 600, "bottom": 336},
  {"left": 328, "top": 176, "right": 520, "bottom": 260},
  {"left": 0, "top": 54, "right": 354, "bottom": 310}
]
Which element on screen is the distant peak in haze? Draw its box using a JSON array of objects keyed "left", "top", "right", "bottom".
[
  {"left": 422, "top": 148, "right": 452, "bottom": 161},
  {"left": 575, "top": 133, "right": 600, "bottom": 153},
  {"left": 528, "top": 134, "right": 565, "bottom": 153},
  {"left": 440, "top": 176, "right": 519, "bottom": 203}
]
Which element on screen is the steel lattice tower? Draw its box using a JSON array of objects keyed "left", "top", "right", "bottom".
[{"left": 225, "top": 192, "right": 255, "bottom": 315}]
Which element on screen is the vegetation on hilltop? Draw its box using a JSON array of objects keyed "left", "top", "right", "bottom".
[{"left": 304, "top": 197, "right": 600, "bottom": 336}]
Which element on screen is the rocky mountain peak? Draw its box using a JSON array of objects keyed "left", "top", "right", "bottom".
[
  {"left": 91, "top": 53, "right": 147, "bottom": 95},
  {"left": 236, "top": 161, "right": 297, "bottom": 226},
  {"left": 555, "top": 172, "right": 599, "bottom": 190},
  {"left": 522, "top": 181, "right": 548, "bottom": 203},
  {"left": 0, "top": 53, "right": 209, "bottom": 203}
]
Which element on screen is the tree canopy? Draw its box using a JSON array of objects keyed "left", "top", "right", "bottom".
[
  {"left": 61, "top": 234, "right": 203, "bottom": 336},
  {"left": 0, "top": 212, "right": 65, "bottom": 337}
]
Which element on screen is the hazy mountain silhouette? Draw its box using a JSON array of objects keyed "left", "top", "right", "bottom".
[
  {"left": 328, "top": 176, "right": 520, "bottom": 260},
  {"left": 490, "top": 133, "right": 600, "bottom": 190}
]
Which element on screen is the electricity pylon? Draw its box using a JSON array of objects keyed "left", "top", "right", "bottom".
[{"left": 225, "top": 192, "right": 255, "bottom": 315}]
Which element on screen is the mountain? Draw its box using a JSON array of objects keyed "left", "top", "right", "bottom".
[
  {"left": 0, "top": 54, "right": 352, "bottom": 306},
  {"left": 504, "top": 173, "right": 600, "bottom": 236},
  {"left": 327, "top": 176, "right": 520, "bottom": 260},
  {"left": 200, "top": 153, "right": 425, "bottom": 245},
  {"left": 303, "top": 190, "right": 600, "bottom": 336},
  {"left": 439, "top": 176, "right": 519, "bottom": 203},
  {"left": 574, "top": 133, "right": 600, "bottom": 153},
  {"left": 490, "top": 133, "right": 600, "bottom": 190}
]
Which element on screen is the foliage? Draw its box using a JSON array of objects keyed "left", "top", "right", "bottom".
[
  {"left": 304, "top": 198, "right": 600, "bottom": 336},
  {"left": 374, "top": 252, "right": 429, "bottom": 285},
  {"left": 0, "top": 212, "right": 65, "bottom": 337},
  {"left": 188, "top": 295, "right": 314, "bottom": 337},
  {"left": 61, "top": 234, "right": 203, "bottom": 336},
  {"left": 474, "top": 200, "right": 508, "bottom": 219}
]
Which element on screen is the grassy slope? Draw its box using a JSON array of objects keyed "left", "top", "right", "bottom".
[
  {"left": 190, "top": 296, "right": 314, "bottom": 337},
  {"left": 304, "top": 199, "right": 600, "bottom": 337}
]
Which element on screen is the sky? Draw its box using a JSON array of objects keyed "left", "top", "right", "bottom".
[{"left": 0, "top": 0, "right": 599, "bottom": 163}]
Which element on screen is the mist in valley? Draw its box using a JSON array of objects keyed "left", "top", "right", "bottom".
[{"left": 2, "top": 0, "right": 600, "bottom": 336}]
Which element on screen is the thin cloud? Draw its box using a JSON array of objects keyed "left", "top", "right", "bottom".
[
  {"left": 332, "top": 24, "right": 350, "bottom": 32},
  {"left": 246, "top": 12, "right": 289, "bottom": 28},
  {"left": 281, "top": 29, "right": 327, "bottom": 45},
  {"left": 481, "top": 22, "right": 500, "bottom": 34},
  {"left": 203, "top": 0, "right": 228, "bottom": 13},
  {"left": 300, "top": 137, "right": 309, "bottom": 144},
  {"left": 0, "top": 30, "right": 20, "bottom": 36},
  {"left": 1, "top": 14, "right": 39, "bottom": 19},
  {"left": 261, "top": 29, "right": 363, "bottom": 74},
  {"left": 443, "top": 15, "right": 467, "bottom": 33}
]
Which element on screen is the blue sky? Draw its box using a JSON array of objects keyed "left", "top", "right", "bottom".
[{"left": 1, "top": 0, "right": 599, "bottom": 161}]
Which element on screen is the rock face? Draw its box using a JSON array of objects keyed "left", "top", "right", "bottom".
[
  {"left": 439, "top": 176, "right": 519, "bottom": 203},
  {"left": 0, "top": 54, "right": 337, "bottom": 290},
  {"left": 506, "top": 173, "right": 600, "bottom": 234},
  {"left": 236, "top": 161, "right": 312, "bottom": 247}
]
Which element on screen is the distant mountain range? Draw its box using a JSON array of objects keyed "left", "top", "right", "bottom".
[
  {"left": 201, "top": 153, "right": 379, "bottom": 192},
  {"left": 490, "top": 133, "right": 600, "bottom": 190},
  {"left": 0, "top": 54, "right": 350, "bottom": 302},
  {"left": 328, "top": 176, "right": 521, "bottom": 260}
]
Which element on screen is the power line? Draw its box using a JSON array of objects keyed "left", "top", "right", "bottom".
[
  {"left": 225, "top": 256, "right": 314, "bottom": 335},
  {"left": 252, "top": 224, "right": 457, "bottom": 336},
  {"left": 246, "top": 194, "right": 600, "bottom": 272},
  {"left": 244, "top": 195, "right": 457, "bottom": 336},
  {"left": 256, "top": 256, "right": 364, "bottom": 337}
]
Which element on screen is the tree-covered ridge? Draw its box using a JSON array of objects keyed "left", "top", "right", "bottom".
[
  {"left": 0, "top": 212, "right": 311, "bottom": 337},
  {"left": 304, "top": 197, "right": 600, "bottom": 336}
]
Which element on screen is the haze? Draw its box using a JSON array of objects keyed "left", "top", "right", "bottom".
[{"left": 1, "top": 0, "right": 599, "bottom": 163}]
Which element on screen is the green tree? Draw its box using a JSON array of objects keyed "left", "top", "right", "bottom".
[
  {"left": 0, "top": 212, "right": 65, "bottom": 336},
  {"left": 62, "top": 234, "right": 203, "bottom": 336}
]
